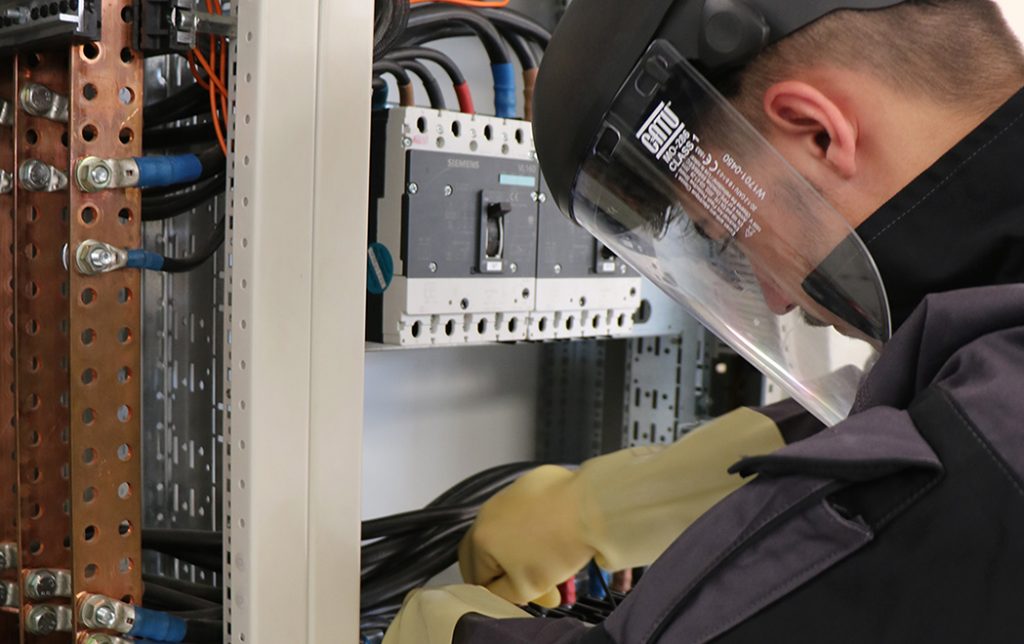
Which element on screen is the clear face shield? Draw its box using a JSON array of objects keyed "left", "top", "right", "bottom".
[{"left": 570, "top": 41, "right": 891, "bottom": 425}]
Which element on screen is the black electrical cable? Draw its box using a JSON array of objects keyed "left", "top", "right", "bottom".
[
  {"left": 144, "top": 547, "right": 223, "bottom": 572},
  {"left": 402, "top": 10, "right": 550, "bottom": 50},
  {"left": 160, "top": 217, "right": 226, "bottom": 274},
  {"left": 374, "top": 0, "right": 410, "bottom": 60},
  {"left": 363, "top": 504, "right": 478, "bottom": 541},
  {"left": 405, "top": 6, "right": 511, "bottom": 65},
  {"left": 144, "top": 83, "right": 210, "bottom": 127},
  {"left": 360, "top": 524, "right": 467, "bottom": 608},
  {"left": 480, "top": 8, "right": 552, "bottom": 47},
  {"left": 143, "top": 122, "right": 218, "bottom": 151},
  {"left": 399, "top": 59, "right": 447, "bottom": 110},
  {"left": 143, "top": 580, "right": 221, "bottom": 612},
  {"left": 402, "top": 24, "right": 476, "bottom": 46},
  {"left": 142, "top": 528, "right": 223, "bottom": 569},
  {"left": 143, "top": 573, "right": 222, "bottom": 603},
  {"left": 143, "top": 528, "right": 222, "bottom": 551},
  {"left": 502, "top": 30, "right": 537, "bottom": 71},
  {"left": 184, "top": 618, "right": 224, "bottom": 644},
  {"left": 593, "top": 560, "right": 617, "bottom": 608},
  {"left": 360, "top": 464, "right": 540, "bottom": 571},
  {"left": 170, "top": 607, "right": 224, "bottom": 620},
  {"left": 386, "top": 47, "right": 466, "bottom": 86},
  {"left": 426, "top": 462, "right": 541, "bottom": 508},
  {"left": 141, "top": 173, "right": 225, "bottom": 221},
  {"left": 372, "top": 60, "right": 412, "bottom": 87},
  {"left": 359, "top": 462, "right": 568, "bottom": 629}
]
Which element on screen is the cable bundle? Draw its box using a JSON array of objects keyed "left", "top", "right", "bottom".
[
  {"left": 372, "top": 2, "right": 552, "bottom": 120},
  {"left": 359, "top": 462, "right": 548, "bottom": 632}
]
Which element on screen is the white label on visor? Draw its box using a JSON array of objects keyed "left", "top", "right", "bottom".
[{"left": 637, "top": 101, "right": 767, "bottom": 240}]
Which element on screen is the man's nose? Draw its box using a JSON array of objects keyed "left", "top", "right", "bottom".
[{"left": 754, "top": 271, "right": 797, "bottom": 315}]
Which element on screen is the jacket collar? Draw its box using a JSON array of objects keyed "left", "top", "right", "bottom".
[{"left": 856, "top": 86, "right": 1024, "bottom": 331}]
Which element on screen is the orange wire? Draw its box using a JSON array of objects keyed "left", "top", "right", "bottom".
[
  {"left": 208, "top": 80, "right": 228, "bottom": 155},
  {"left": 409, "top": 0, "right": 510, "bottom": 5},
  {"left": 193, "top": 46, "right": 229, "bottom": 155},
  {"left": 192, "top": 49, "right": 229, "bottom": 99},
  {"left": 187, "top": 51, "right": 210, "bottom": 90}
]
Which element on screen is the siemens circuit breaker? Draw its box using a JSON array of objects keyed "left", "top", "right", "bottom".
[{"left": 368, "top": 106, "right": 641, "bottom": 346}]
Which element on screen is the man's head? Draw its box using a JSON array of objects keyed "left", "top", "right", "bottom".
[
  {"left": 720, "top": 0, "right": 1024, "bottom": 230},
  {"left": 532, "top": 0, "right": 1024, "bottom": 422}
]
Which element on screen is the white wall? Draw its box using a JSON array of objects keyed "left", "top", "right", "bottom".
[{"left": 997, "top": 0, "right": 1024, "bottom": 38}]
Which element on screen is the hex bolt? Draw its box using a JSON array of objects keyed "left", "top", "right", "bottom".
[
  {"left": 93, "top": 603, "right": 117, "bottom": 628},
  {"left": 22, "top": 83, "right": 53, "bottom": 113},
  {"left": 89, "top": 163, "right": 111, "bottom": 187},
  {"left": 20, "top": 159, "right": 51, "bottom": 191},
  {"left": 26, "top": 605, "right": 57, "bottom": 635},
  {"left": 88, "top": 246, "right": 117, "bottom": 271},
  {"left": 26, "top": 570, "right": 57, "bottom": 599}
]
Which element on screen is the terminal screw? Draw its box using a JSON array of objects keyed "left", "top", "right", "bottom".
[
  {"left": 20, "top": 159, "right": 68, "bottom": 192},
  {"left": 25, "top": 570, "right": 57, "bottom": 599},
  {"left": 93, "top": 602, "right": 118, "bottom": 628},
  {"left": 26, "top": 605, "right": 58, "bottom": 635}
]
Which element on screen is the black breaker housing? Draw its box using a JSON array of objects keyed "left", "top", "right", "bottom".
[{"left": 0, "top": 0, "right": 101, "bottom": 51}]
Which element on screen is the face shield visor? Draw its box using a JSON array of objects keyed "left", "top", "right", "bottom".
[{"left": 568, "top": 40, "right": 891, "bottom": 425}]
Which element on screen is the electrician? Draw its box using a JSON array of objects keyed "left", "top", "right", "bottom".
[{"left": 385, "top": 1, "right": 1024, "bottom": 642}]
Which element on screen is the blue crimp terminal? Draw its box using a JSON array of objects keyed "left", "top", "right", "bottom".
[
  {"left": 127, "top": 606, "right": 188, "bottom": 642},
  {"left": 126, "top": 249, "right": 165, "bottom": 271},
  {"left": 491, "top": 63, "right": 517, "bottom": 118},
  {"left": 135, "top": 154, "right": 204, "bottom": 189}
]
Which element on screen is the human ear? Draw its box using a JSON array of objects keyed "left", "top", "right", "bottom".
[{"left": 763, "top": 81, "right": 858, "bottom": 179}]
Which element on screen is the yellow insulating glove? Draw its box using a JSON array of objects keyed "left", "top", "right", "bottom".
[
  {"left": 383, "top": 585, "right": 529, "bottom": 644},
  {"left": 458, "top": 407, "right": 785, "bottom": 607}
]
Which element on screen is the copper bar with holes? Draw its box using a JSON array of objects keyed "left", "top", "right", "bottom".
[
  {"left": 14, "top": 46, "right": 73, "bottom": 644},
  {"left": 67, "top": 0, "right": 143, "bottom": 624},
  {"left": 0, "top": 55, "right": 19, "bottom": 642}
]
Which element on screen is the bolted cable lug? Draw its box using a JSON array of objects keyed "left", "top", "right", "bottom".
[
  {"left": 19, "top": 159, "right": 68, "bottom": 192},
  {"left": 75, "top": 240, "right": 130, "bottom": 276},
  {"left": 75, "top": 156, "right": 140, "bottom": 193},
  {"left": 19, "top": 82, "right": 70, "bottom": 123}
]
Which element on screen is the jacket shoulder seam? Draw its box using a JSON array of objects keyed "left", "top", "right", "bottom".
[{"left": 936, "top": 384, "right": 1024, "bottom": 501}]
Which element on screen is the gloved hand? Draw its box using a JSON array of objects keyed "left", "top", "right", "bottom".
[
  {"left": 458, "top": 407, "right": 786, "bottom": 606},
  {"left": 383, "top": 585, "right": 529, "bottom": 644}
]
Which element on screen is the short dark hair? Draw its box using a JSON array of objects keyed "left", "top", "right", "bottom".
[{"left": 724, "top": 0, "right": 1024, "bottom": 122}]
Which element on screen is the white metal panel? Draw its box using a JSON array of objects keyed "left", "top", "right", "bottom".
[
  {"left": 362, "top": 345, "right": 541, "bottom": 519},
  {"left": 307, "top": 0, "right": 371, "bottom": 640},
  {"left": 226, "top": 0, "right": 369, "bottom": 642}
]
